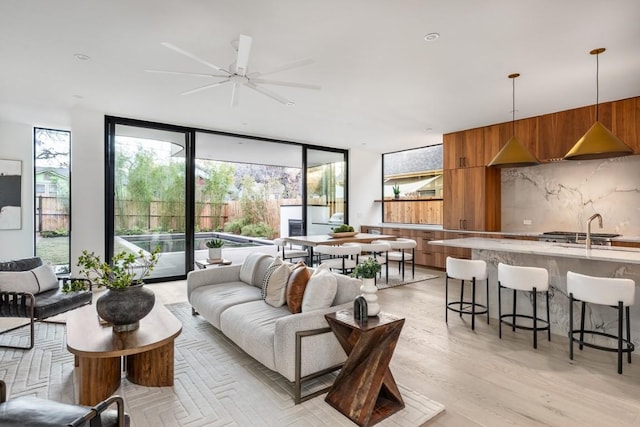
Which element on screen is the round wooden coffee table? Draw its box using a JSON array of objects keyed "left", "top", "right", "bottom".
[{"left": 66, "top": 303, "right": 182, "bottom": 405}]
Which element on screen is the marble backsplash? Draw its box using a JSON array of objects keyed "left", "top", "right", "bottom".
[{"left": 501, "top": 155, "right": 640, "bottom": 236}]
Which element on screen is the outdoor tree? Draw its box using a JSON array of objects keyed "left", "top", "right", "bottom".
[{"left": 199, "top": 161, "right": 235, "bottom": 231}]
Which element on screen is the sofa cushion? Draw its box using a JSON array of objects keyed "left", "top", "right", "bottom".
[
  {"left": 220, "top": 300, "right": 291, "bottom": 371},
  {"left": 301, "top": 266, "right": 338, "bottom": 312},
  {"left": 286, "top": 262, "right": 311, "bottom": 314},
  {"left": 239, "top": 252, "right": 273, "bottom": 288},
  {"left": 31, "top": 265, "right": 59, "bottom": 292},
  {"left": 261, "top": 257, "right": 290, "bottom": 308},
  {"left": 190, "top": 282, "right": 262, "bottom": 329}
]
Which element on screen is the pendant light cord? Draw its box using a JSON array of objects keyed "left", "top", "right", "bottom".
[
  {"left": 512, "top": 76, "right": 515, "bottom": 135},
  {"left": 595, "top": 51, "right": 600, "bottom": 121}
]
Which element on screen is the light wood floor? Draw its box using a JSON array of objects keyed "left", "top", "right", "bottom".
[{"left": 152, "top": 268, "right": 640, "bottom": 426}]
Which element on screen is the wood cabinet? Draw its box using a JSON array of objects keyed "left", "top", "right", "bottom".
[
  {"left": 611, "top": 97, "right": 640, "bottom": 153},
  {"left": 443, "top": 128, "right": 484, "bottom": 170},
  {"left": 443, "top": 167, "right": 500, "bottom": 231}
]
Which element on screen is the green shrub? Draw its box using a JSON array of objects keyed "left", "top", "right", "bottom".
[
  {"left": 241, "top": 222, "right": 276, "bottom": 238},
  {"left": 224, "top": 219, "right": 246, "bottom": 234},
  {"left": 40, "top": 229, "right": 69, "bottom": 238}
]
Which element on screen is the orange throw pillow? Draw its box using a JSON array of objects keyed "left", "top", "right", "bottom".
[{"left": 286, "top": 262, "right": 311, "bottom": 314}]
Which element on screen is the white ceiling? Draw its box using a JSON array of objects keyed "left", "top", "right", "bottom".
[{"left": 1, "top": 0, "right": 639, "bottom": 154}]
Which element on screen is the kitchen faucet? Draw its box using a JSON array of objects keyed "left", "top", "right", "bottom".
[{"left": 586, "top": 213, "right": 603, "bottom": 250}]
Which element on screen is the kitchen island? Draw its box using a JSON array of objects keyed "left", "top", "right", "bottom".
[{"left": 429, "top": 237, "right": 640, "bottom": 345}]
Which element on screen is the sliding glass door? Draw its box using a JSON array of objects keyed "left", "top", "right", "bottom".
[
  {"left": 305, "top": 148, "right": 347, "bottom": 235},
  {"left": 106, "top": 119, "right": 192, "bottom": 280}
]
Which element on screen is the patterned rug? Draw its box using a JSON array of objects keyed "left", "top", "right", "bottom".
[
  {"left": 376, "top": 270, "right": 440, "bottom": 290},
  {"left": 0, "top": 303, "right": 445, "bottom": 426}
]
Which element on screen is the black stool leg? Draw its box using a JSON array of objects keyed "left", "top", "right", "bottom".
[
  {"left": 569, "top": 293, "right": 574, "bottom": 361},
  {"left": 546, "top": 291, "right": 551, "bottom": 341},
  {"left": 512, "top": 289, "right": 517, "bottom": 332},
  {"left": 579, "top": 301, "right": 586, "bottom": 351},
  {"left": 533, "top": 287, "right": 538, "bottom": 349},
  {"left": 626, "top": 306, "right": 632, "bottom": 364},
  {"left": 498, "top": 282, "right": 503, "bottom": 339},
  {"left": 618, "top": 301, "right": 623, "bottom": 374},
  {"left": 445, "top": 275, "right": 449, "bottom": 323},
  {"left": 471, "top": 277, "right": 476, "bottom": 331},
  {"left": 486, "top": 278, "right": 490, "bottom": 324},
  {"left": 459, "top": 280, "right": 465, "bottom": 318}
]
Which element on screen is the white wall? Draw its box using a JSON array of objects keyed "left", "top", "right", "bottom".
[
  {"left": 0, "top": 120, "right": 34, "bottom": 260},
  {"left": 69, "top": 109, "right": 105, "bottom": 275},
  {"left": 348, "top": 148, "right": 382, "bottom": 231}
]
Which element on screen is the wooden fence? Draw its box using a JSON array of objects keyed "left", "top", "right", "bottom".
[{"left": 36, "top": 196, "right": 69, "bottom": 232}]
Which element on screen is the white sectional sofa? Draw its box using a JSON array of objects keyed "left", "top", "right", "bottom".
[{"left": 186, "top": 252, "right": 361, "bottom": 403}]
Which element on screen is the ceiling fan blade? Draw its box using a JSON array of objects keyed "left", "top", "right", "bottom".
[
  {"left": 231, "top": 83, "right": 240, "bottom": 107},
  {"left": 181, "top": 79, "right": 230, "bottom": 95},
  {"left": 161, "top": 42, "right": 230, "bottom": 74},
  {"left": 245, "top": 82, "right": 293, "bottom": 105},
  {"left": 246, "top": 58, "right": 314, "bottom": 78},
  {"left": 250, "top": 78, "right": 321, "bottom": 90},
  {"left": 145, "top": 69, "right": 228, "bottom": 78},
  {"left": 234, "top": 35, "right": 252, "bottom": 77}
]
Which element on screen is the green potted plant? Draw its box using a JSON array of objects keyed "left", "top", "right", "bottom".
[
  {"left": 351, "top": 258, "right": 381, "bottom": 316},
  {"left": 392, "top": 185, "right": 401, "bottom": 199},
  {"left": 63, "top": 247, "right": 161, "bottom": 332},
  {"left": 352, "top": 257, "right": 381, "bottom": 279},
  {"left": 205, "top": 238, "right": 224, "bottom": 260}
]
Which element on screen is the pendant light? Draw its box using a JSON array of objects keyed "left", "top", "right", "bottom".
[
  {"left": 488, "top": 73, "right": 540, "bottom": 167},
  {"left": 564, "top": 48, "right": 632, "bottom": 160}
]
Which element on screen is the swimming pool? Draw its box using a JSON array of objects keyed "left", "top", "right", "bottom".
[{"left": 121, "top": 233, "right": 269, "bottom": 253}]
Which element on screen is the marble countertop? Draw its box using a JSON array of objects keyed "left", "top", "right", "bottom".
[{"left": 429, "top": 237, "right": 640, "bottom": 264}]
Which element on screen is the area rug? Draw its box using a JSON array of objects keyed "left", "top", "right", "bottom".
[
  {"left": 376, "top": 270, "right": 440, "bottom": 290},
  {"left": 0, "top": 302, "right": 445, "bottom": 426}
]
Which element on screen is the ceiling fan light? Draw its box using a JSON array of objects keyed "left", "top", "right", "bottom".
[
  {"left": 564, "top": 121, "right": 633, "bottom": 160},
  {"left": 488, "top": 136, "right": 540, "bottom": 167}
]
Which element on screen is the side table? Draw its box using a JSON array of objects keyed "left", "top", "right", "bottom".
[
  {"left": 324, "top": 309, "right": 405, "bottom": 427},
  {"left": 195, "top": 259, "right": 232, "bottom": 269}
]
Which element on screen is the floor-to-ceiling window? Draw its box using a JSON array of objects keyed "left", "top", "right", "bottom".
[
  {"left": 34, "top": 128, "right": 71, "bottom": 274},
  {"left": 106, "top": 118, "right": 192, "bottom": 281},
  {"left": 106, "top": 117, "right": 347, "bottom": 281}
]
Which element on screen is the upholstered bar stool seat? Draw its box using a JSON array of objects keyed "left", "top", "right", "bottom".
[
  {"left": 315, "top": 244, "right": 361, "bottom": 274},
  {"left": 567, "top": 271, "right": 635, "bottom": 374},
  {"left": 445, "top": 257, "right": 489, "bottom": 330},
  {"left": 497, "top": 263, "right": 550, "bottom": 349}
]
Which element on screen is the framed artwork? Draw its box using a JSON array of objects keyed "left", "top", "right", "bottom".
[{"left": 0, "top": 159, "right": 22, "bottom": 230}]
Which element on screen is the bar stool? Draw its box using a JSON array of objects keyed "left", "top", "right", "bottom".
[
  {"left": 445, "top": 257, "right": 489, "bottom": 330},
  {"left": 315, "top": 244, "right": 361, "bottom": 274},
  {"left": 497, "top": 263, "right": 550, "bottom": 349},
  {"left": 567, "top": 271, "right": 635, "bottom": 374}
]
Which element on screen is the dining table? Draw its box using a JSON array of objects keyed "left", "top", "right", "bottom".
[{"left": 283, "top": 233, "right": 396, "bottom": 266}]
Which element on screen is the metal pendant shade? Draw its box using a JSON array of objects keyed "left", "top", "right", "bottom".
[
  {"left": 564, "top": 48, "right": 633, "bottom": 161},
  {"left": 488, "top": 136, "right": 540, "bottom": 167},
  {"left": 564, "top": 121, "right": 632, "bottom": 160},
  {"left": 488, "top": 73, "right": 540, "bottom": 168}
]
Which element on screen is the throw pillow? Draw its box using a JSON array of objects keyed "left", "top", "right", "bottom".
[
  {"left": 31, "top": 264, "right": 59, "bottom": 292},
  {"left": 301, "top": 267, "right": 338, "bottom": 312},
  {"left": 286, "top": 262, "right": 311, "bottom": 314},
  {"left": 239, "top": 252, "right": 271, "bottom": 286},
  {"left": 261, "top": 257, "right": 290, "bottom": 307},
  {"left": 0, "top": 270, "right": 40, "bottom": 294}
]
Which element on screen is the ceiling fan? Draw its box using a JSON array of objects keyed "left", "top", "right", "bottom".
[{"left": 146, "top": 34, "right": 320, "bottom": 107}]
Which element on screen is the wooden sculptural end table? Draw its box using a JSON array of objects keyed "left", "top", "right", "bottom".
[
  {"left": 324, "top": 309, "right": 405, "bottom": 427},
  {"left": 66, "top": 303, "right": 182, "bottom": 405}
]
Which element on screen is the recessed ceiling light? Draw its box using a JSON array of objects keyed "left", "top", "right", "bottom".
[
  {"left": 74, "top": 53, "right": 90, "bottom": 61},
  {"left": 423, "top": 33, "right": 440, "bottom": 42},
  {"left": 72, "top": 94, "right": 84, "bottom": 99},
  {"left": 286, "top": 101, "right": 295, "bottom": 106},
  {"left": 424, "top": 127, "right": 433, "bottom": 132}
]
